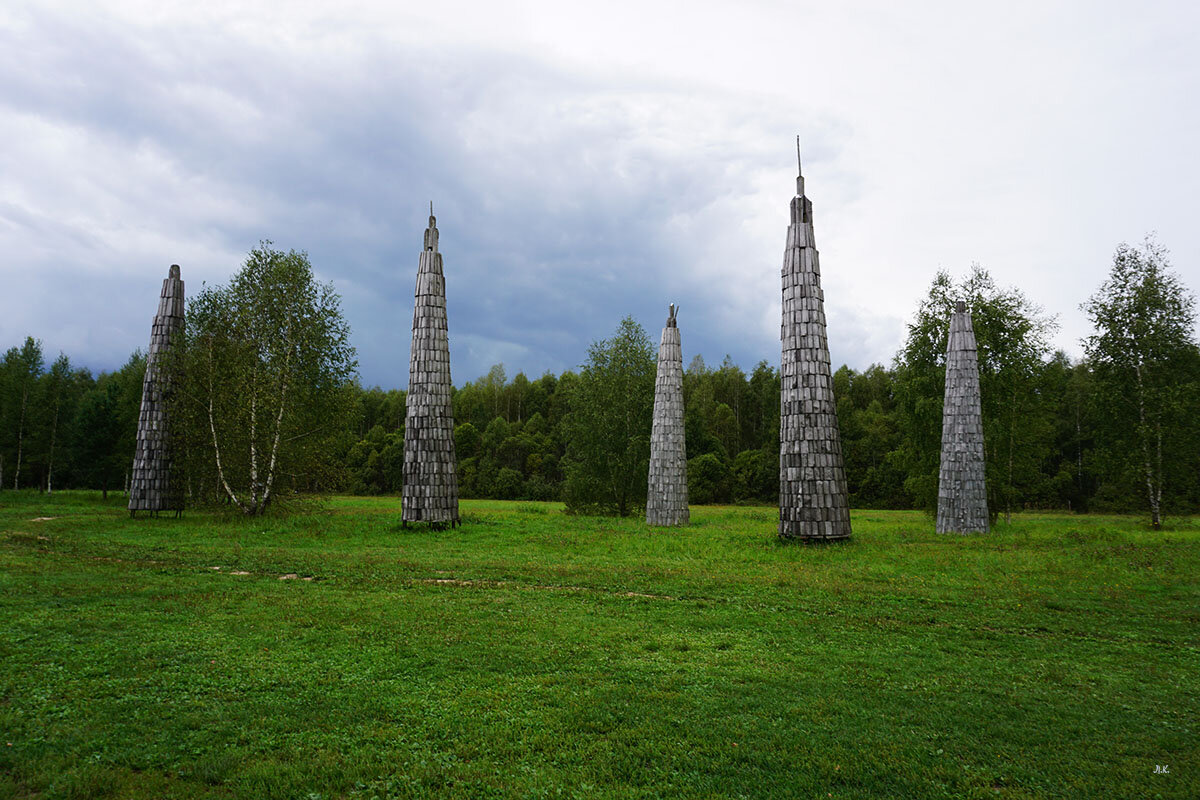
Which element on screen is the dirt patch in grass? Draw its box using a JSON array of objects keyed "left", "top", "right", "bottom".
[{"left": 415, "top": 576, "right": 674, "bottom": 601}]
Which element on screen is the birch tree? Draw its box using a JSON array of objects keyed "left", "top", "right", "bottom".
[
  {"left": 173, "top": 243, "right": 357, "bottom": 514},
  {"left": 1083, "top": 237, "right": 1199, "bottom": 528}
]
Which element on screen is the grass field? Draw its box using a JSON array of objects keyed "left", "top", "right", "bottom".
[{"left": 0, "top": 492, "right": 1196, "bottom": 799}]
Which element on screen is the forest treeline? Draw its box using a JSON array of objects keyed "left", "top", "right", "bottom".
[{"left": 2, "top": 239, "right": 1197, "bottom": 520}]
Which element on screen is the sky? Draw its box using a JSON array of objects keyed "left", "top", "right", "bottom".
[{"left": 2, "top": 0, "right": 1197, "bottom": 388}]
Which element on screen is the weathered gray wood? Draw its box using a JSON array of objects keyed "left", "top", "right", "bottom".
[
  {"left": 402, "top": 209, "right": 460, "bottom": 526},
  {"left": 936, "top": 301, "right": 989, "bottom": 533},
  {"left": 778, "top": 149, "right": 851, "bottom": 541},
  {"left": 129, "top": 264, "right": 184, "bottom": 514},
  {"left": 647, "top": 304, "right": 688, "bottom": 526}
]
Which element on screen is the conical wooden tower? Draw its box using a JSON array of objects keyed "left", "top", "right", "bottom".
[
  {"left": 129, "top": 264, "right": 185, "bottom": 517},
  {"left": 402, "top": 206, "right": 460, "bottom": 527},
  {"left": 936, "top": 301, "right": 989, "bottom": 533},
  {"left": 647, "top": 304, "right": 688, "bottom": 526},
  {"left": 778, "top": 140, "right": 851, "bottom": 541}
]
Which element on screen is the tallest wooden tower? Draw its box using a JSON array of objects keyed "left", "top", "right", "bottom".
[
  {"left": 402, "top": 206, "right": 460, "bottom": 527},
  {"left": 778, "top": 140, "right": 851, "bottom": 541}
]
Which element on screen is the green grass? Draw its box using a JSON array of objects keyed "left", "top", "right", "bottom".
[{"left": 0, "top": 492, "right": 1196, "bottom": 799}]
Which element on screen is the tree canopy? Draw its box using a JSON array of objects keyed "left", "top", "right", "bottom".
[
  {"left": 561, "top": 316, "right": 656, "bottom": 516},
  {"left": 1083, "top": 238, "right": 1200, "bottom": 527},
  {"left": 170, "top": 242, "right": 358, "bottom": 514}
]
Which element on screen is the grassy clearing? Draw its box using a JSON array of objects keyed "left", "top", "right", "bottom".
[{"left": 0, "top": 492, "right": 1196, "bottom": 799}]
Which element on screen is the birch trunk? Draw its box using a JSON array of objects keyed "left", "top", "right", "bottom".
[
  {"left": 1135, "top": 363, "right": 1161, "bottom": 529},
  {"left": 47, "top": 409, "right": 58, "bottom": 494},
  {"left": 259, "top": 374, "right": 289, "bottom": 510},
  {"left": 206, "top": 342, "right": 250, "bottom": 514},
  {"left": 258, "top": 343, "right": 292, "bottom": 512},
  {"left": 1154, "top": 421, "right": 1164, "bottom": 528},
  {"left": 1006, "top": 382, "right": 1016, "bottom": 525},
  {"left": 1075, "top": 402, "right": 1083, "bottom": 496},
  {"left": 249, "top": 387, "right": 258, "bottom": 510},
  {"left": 13, "top": 385, "right": 27, "bottom": 489}
]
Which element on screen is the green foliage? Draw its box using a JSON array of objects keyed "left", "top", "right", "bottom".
[
  {"left": 453, "top": 422, "right": 481, "bottom": 460},
  {"left": 0, "top": 336, "right": 45, "bottom": 489},
  {"left": 31, "top": 354, "right": 76, "bottom": 492},
  {"left": 171, "top": 242, "right": 358, "bottom": 513},
  {"left": 72, "top": 379, "right": 124, "bottom": 498},
  {"left": 894, "top": 266, "right": 1058, "bottom": 519},
  {"left": 1083, "top": 238, "right": 1200, "bottom": 525},
  {"left": 70, "top": 353, "right": 144, "bottom": 498},
  {"left": 833, "top": 365, "right": 908, "bottom": 509},
  {"left": 687, "top": 452, "right": 733, "bottom": 504},
  {"left": 494, "top": 467, "right": 523, "bottom": 500},
  {"left": 1038, "top": 352, "right": 1099, "bottom": 512},
  {"left": 482, "top": 416, "right": 511, "bottom": 454},
  {"left": 1, "top": 493, "right": 1197, "bottom": 798},
  {"left": 731, "top": 448, "right": 775, "bottom": 502},
  {"left": 344, "top": 425, "right": 404, "bottom": 495},
  {"left": 354, "top": 385, "right": 406, "bottom": 435},
  {"left": 0, "top": 345, "right": 95, "bottom": 493},
  {"left": 562, "top": 317, "right": 655, "bottom": 516}
]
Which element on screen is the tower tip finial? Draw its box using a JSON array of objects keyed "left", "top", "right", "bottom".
[
  {"left": 955, "top": 300, "right": 966, "bottom": 313},
  {"left": 794, "top": 135, "right": 805, "bottom": 196},
  {"left": 423, "top": 202, "right": 439, "bottom": 250}
]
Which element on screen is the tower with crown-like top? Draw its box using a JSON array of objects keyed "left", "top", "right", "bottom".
[
  {"left": 647, "top": 304, "right": 688, "bottom": 526},
  {"left": 778, "top": 140, "right": 852, "bottom": 541},
  {"left": 402, "top": 206, "right": 460, "bottom": 527}
]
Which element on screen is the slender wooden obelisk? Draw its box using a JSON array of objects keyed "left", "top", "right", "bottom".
[
  {"left": 647, "top": 304, "right": 688, "bottom": 526},
  {"left": 936, "top": 301, "right": 989, "bottom": 533},
  {"left": 779, "top": 139, "right": 851, "bottom": 541},
  {"left": 402, "top": 205, "right": 460, "bottom": 527},
  {"left": 129, "top": 264, "right": 185, "bottom": 517}
]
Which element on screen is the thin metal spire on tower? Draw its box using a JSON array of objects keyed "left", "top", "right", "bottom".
[{"left": 794, "top": 135, "right": 806, "bottom": 197}]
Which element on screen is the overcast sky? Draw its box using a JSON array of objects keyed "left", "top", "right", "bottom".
[{"left": 2, "top": 0, "right": 1197, "bottom": 388}]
